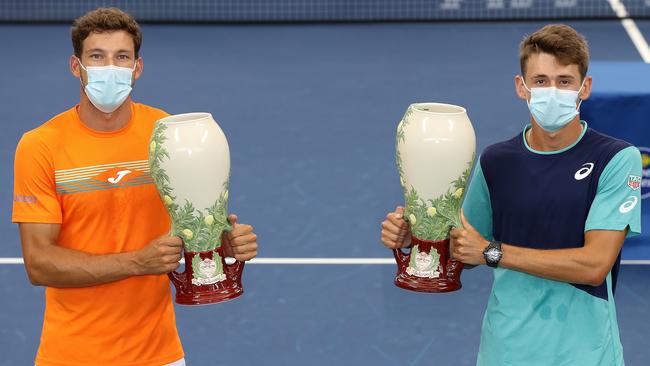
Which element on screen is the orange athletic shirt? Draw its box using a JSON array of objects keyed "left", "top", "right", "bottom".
[{"left": 12, "top": 102, "right": 184, "bottom": 366}]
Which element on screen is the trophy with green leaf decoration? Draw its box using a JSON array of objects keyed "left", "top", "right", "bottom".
[
  {"left": 394, "top": 103, "right": 476, "bottom": 292},
  {"left": 149, "top": 112, "right": 244, "bottom": 305}
]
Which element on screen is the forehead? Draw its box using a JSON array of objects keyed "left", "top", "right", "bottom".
[
  {"left": 82, "top": 30, "right": 135, "bottom": 53},
  {"left": 525, "top": 52, "right": 581, "bottom": 78}
]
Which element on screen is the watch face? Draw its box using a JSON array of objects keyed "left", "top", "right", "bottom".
[{"left": 486, "top": 248, "right": 501, "bottom": 262}]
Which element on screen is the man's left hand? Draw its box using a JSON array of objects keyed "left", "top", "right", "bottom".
[
  {"left": 221, "top": 214, "right": 258, "bottom": 261},
  {"left": 449, "top": 210, "right": 488, "bottom": 266}
]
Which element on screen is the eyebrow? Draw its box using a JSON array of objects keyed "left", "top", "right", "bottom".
[
  {"left": 85, "top": 48, "right": 133, "bottom": 54},
  {"left": 530, "top": 74, "right": 576, "bottom": 79}
]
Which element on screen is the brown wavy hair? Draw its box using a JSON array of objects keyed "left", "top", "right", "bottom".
[
  {"left": 71, "top": 7, "right": 142, "bottom": 58},
  {"left": 520, "top": 24, "right": 589, "bottom": 80}
]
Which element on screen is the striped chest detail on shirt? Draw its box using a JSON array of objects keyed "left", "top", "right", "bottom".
[{"left": 55, "top": 160, "right": 153, "bottom": 195}]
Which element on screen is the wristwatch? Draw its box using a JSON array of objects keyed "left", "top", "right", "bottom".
[{"left": 483, "top": 241, "right": 503, "bottom": 268}]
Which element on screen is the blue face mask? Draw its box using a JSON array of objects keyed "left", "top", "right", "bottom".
[
  {"left": 523, "top": 80, "right": 584, "bottom": 133},
  {"left": 78, "top": 59, "right": 136, "bottom": 113}
]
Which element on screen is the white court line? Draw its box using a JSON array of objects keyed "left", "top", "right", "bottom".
[
  {"left": 0, "top": 257, "right": 648, "bottom": 265},
  {"left": 608, "top": 0, "right": 650, "bottom": 63},
  {"left": 620, "top": 260, "right": 650, "bottom": 265},
  {"left": 0, "top": 258, "right": 23, "bottom": 264},
  {"left": 248, "top": 258, "right": 396, "bottom": 264},
  {"left": 0, "top": 257, "right": 395, "bottom": 265}
]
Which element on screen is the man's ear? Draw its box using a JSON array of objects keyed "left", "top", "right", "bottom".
[
  {"left": 515, "top": 75, "right": 529, "bottom": 101},
  {"left": 70, "top": 55, "right": 82, "bottom": 79},
  {"left": 133, "top": 57, "right": 143, "bottom": 81},
  {"left": 579, "top": 75, "right": 593, "bottom": 101}
]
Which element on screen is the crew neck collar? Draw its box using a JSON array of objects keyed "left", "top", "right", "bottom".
[
  {"left": 522, "top": 121, "right": 588, "bottom": 155},
  {"left": 72, "top": 102, "right": 135, "bottom": 137}
]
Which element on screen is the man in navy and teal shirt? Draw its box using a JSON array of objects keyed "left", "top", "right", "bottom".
[
  {"left": 381, "top": 24, "right": 641, "bottom": 365},
  {"left": 461, "top": 119, "right": 640, "bottom": 365},
  {"left": 453, "top": 24, "right": 642, "bottom": 366}
]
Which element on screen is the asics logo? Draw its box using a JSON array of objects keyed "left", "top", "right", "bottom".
[
  {"left": 107, "top": 170, "right": 132, "bottom": 184},
  {"left": 574, "top": 163, "right": 594, "bottom": 180},
  {"left": 619, "top": 196, "right": 638, "bottom": 214}
]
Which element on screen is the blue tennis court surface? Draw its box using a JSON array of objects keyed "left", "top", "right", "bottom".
[{"left": 1, "top": 20, "right": 649, "bottom": 365}]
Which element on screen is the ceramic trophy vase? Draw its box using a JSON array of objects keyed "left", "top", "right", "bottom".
[
  {"left": 394, "top": 103, "right": 476, "bottom": 293},
  {"left": 149, "top": 112, "right": 244, "bottom": 305}
]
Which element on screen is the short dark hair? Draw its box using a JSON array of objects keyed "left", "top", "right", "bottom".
[
  {"left": 520, "top": 24, "right": 589, "bottom": 80},
  {"left": 71, "top": 7, "right": 142, "bottom": 58}
]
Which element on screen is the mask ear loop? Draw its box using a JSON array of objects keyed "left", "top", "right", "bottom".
[
  {"left": 520, "top": 77, "right": 536, "bottom": 139},
  {"left": 76, "top": 57, "right": 88, "bottom": 72},
  {"left": 576, "top": 78, "right": 586, "bottom": 111},
  {"left": 521, "top": 78, "right": 532, "bottom": 93},
  {"left": 76, "top": 57, "right": 89, "bottom": 88},
  {"left": 521, "top": 76, "right": 533, "bottom": 109},
  {"left": 128, "top": 58, "right": 140, "bottom": 87}
]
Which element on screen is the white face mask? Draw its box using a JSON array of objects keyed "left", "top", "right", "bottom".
[
  {"left": 78, "top": 59, "right": 136, "bottom": 113},
  {"left": 523, "top": 79, "right": 585, "bottom": 133}
]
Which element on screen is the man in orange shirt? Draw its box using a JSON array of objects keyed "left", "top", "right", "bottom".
[{"left": 12, "top": 7, "right": 258, "bottom": 366}]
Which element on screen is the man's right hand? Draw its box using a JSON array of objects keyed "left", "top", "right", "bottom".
[
  {"left": 381, "top": 206, "right": 412, "bottom": 249},
  {"left": 19, "top": 223, "right": 184, "bottom": 287},
  {"left": 133, "top": 235, "right": 183, "bottom": 275}
]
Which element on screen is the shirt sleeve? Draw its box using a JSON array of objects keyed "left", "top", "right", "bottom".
[
  {"left": 462, "top": 156, "right": 494, "bottom": 240},
  {"left": 12, "top": 132, "right": 62, "bottom": 223},
  {"left": 585, "top": 146, "right": 642, "bottom": 237}
]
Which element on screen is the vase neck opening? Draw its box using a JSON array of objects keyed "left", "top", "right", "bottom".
[
  {"left": 159, "top": 112, "right": 213, "bottom": 125},
  {"left": 411, "top": 103, "right": 466, "bottom": 116}
]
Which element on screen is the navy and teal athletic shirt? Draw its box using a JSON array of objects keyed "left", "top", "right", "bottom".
[{"left": 463, "top": 122, "right": 641, "bottom": 366}]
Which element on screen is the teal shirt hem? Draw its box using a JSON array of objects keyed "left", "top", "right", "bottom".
[{"left": 477, "top": 269, "right": 625, "bottom": 366}]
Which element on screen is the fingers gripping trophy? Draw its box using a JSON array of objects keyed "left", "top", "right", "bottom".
[
  {"left": 149, "top": 113, "right": 244, "bottom": 305},
  {"left": 394, "top": 103, "right": 476, "bottom": 292}
]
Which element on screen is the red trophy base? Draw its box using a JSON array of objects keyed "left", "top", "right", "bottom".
[
  {"left": 393, "top": 236, "right": 463, "bottom": 293},
  {"left": 169, "top": 247, "right": 245, "bottom": 305},
  {"left": 173, "top": 283, "right": 243, "bottom": 305}
]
